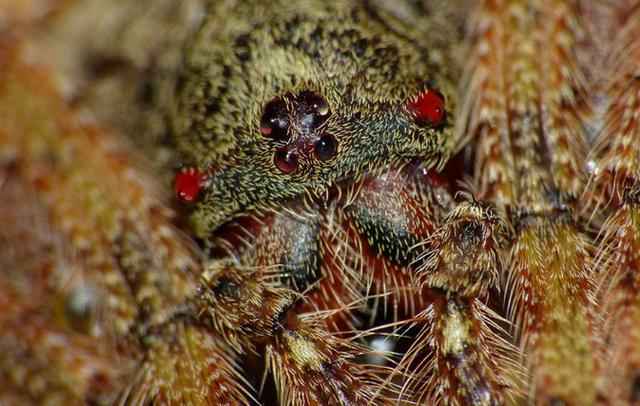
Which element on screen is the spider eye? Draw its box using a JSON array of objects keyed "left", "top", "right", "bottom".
[
  {"left": 260, "top": 99, "right": 289, "bottom": 139},
  {"left": 274, "top": 147, "right": 299, "bottom": 173},
  {"left": 314, "top": 133, "right": 338, "bottom": 161},
  {"left": 300, "top": 91, "right": 330, "bottom": 118},
  {"left": 174, "top": 168, "right": 206, "bottom": 204},
  {"left": 407, "top": 89, "right": 445, "bottom": 127}
]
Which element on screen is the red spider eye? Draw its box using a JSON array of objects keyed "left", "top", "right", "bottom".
[
  {"left": 174, "top": 168, "right": 206, "bottom": 205},
  {"left": 274, "top": 148, "right": 299, "bottom": 173},
  {"left": 407, "top": 89, "right": 445, "bottom": 127}
]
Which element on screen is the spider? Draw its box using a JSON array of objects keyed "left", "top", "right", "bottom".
[{"left": 1, "top": 0, "right": 639, "bottom": 405}]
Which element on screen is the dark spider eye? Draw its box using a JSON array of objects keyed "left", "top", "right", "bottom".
[
  {"left": 174, "top": 167, "right": 206, "bottom": 204},
  {"left": 302, "top": 92, "right": 330, "bottom": 117},
  {"left": 299, "top": 91, "right": 331, "bottom": 128},
  {"left": 314, "top": 133, "right": 337, "bottom": 161},
  {"left": 407, "top": 89, "right": 445, "bottom": 127},
  {"left": 274, "top": 148, "right": 299, "bottom": 173},
  {"left": 260, "top": 99, "right": 289, "bottom": 139}
]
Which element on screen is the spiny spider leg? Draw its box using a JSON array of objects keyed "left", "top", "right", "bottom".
[
  {"left": 589, "top": 6, "right": 640, "bottom": 403},
  {"left": 465, "top": 1, "right": 601, "bottom": 403},
  {"left": 395, "top": 202, "right": 524, "bottom": 405}
]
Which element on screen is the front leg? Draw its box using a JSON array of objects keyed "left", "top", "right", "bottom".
[{"left": 125, "top": 262, "right": 392, "bottom": 405}]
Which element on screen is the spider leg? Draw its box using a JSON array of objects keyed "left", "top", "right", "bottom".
[
  {"left": 589, "top": 6, "right": 640, "bottom": 402},
  {"left": 396, "top": 201, "right": 524, "bottom": 405},
  {"left": 192, "top": 263, "right": 392, "bottom": 405},
  {"left": 121, "top": 321, "right": 251, "bottom": 405},
  {"left": 464, "top": 1, "right": 601, "bottom": 403},
  {"left": 0, "top": 41, "right": 228, "bottom": 404}
]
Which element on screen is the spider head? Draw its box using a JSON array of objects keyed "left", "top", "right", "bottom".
[{"left": 171, "top": 8, "right": 457, "bottom": 238}]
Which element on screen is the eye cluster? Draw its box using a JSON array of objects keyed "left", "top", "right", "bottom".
[
  {"left": 260, "top": 91, "right": 337, "bottom": 174},
  {"left": 173, "top": 88, "right": 446, "bottom": 205}
]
